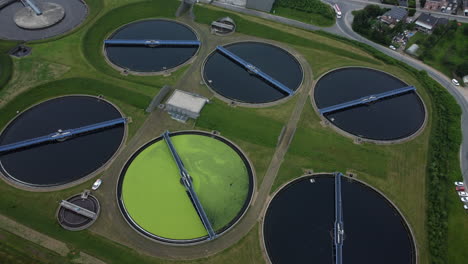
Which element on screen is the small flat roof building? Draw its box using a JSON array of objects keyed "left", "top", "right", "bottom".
[
  {"left": 246, "top": 0, "right": 275, "bottom": 12},
  {"left": 165, "top": 90, "right": 209, "bottom": 122},
  {"left": 406, "top": 44, "right": 419, "bottom": 55}
]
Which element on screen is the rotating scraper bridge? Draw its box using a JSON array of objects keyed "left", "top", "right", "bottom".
[
  {"left": 334, "top": 172, "right": 344, "bottom": 264},
  {"left": 104, "top": 39, "right": 201, "bottom": 47},
  {"left": 216, "top": 46, "right": 294, "bottom": 96},
  {"left": 162, "top": 131, "right": 217, "bottom": 240},
  {"left": 0, "top": 118, "right": 127, "bottom": 154},
  {"left": 318, "top": 86, "right": 416, "bottom": 115},
  {"left": 0, "top": 0, "right": 42, "bottom": 15}
]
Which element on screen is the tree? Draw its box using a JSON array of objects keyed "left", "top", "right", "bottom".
[
  {"left": 463, "top": 25, "right": 468, "bottom": 36},
  {"left": 455, "top": 62, "right": 468, "bottom": 77}
]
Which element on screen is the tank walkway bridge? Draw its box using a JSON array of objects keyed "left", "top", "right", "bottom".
[
  {"left": 162, "top": 131, "right": 217, "bottom": 240},
  {"left": 0, "top": 117, "right": 127, "bottom": 154},
  {"left": 334, "top": 172, "right": 344, "bottom": 264},
  {"left": 211, "top": 21, "right": 234, "bottom": 31},
  {"left": 60, "top": 200, "right": 97, "bottom": 219},
  {"left": 318, "top": 86, "right": 416, "bottom": 115},
  {"left": 104, "top": 39, "right": 201, "bottom": 47},
  {"left": 216, "top": 46, "right": 294, "bottom": 95},
  {"left": 0, "top": 0, "right": 42, "bottom": 15}
]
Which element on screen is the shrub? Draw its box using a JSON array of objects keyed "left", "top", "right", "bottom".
[{"left": 273, "top": 0, "right": 335, "bottom": 20}]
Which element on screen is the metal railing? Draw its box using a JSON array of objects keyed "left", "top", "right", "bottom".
[
  {"left": 0, "top": 118, "right": 126, "bottom": 153},
  {"left": 216, "top": 45, "right": 294, "bottom": 95},
  {"left": 319, "top": 86, "right": 416, "bottom": 115}
]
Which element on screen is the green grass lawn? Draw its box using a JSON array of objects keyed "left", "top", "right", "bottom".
[
  {"left": 121, "top": 134, "right": 251, "bottom": 239},
  {"left": 0, "top": 229, "right": 74, "bottom": 264}
]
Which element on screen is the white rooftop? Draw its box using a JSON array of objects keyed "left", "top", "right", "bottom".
[{"left": 166, "top": 90, "right": 208, "bottom": 114}]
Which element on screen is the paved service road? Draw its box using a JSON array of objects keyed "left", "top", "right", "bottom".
[{"left": 212, "top": 0, "right": 468, "bottom": 184}]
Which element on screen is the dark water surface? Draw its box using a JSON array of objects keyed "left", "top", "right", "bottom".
[
  {"left": 314, "top": 68, "right": 425, "bottom": 140},
  {"left": 264, "top": 175, "right": 415, "bottom": 264},
  {"left": 105, "top": 19, "right": 199, "bottom": 72},
  {"left": 203, "top": 42, "right": 303, "bottom": 104},
  {"left": 0, "top": 96, "right": 124, "bottom": 186}
]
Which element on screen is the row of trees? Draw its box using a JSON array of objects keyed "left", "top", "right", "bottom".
[{"left": 274, "top": 0, "right": 335, "bottom": 20}]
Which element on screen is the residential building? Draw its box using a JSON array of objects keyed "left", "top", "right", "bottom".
[
  {"left": 415, "top": 13, "right": 448, "bottom": 32},
  {"left": 381, "top": 7, "right": 408, "bottom": 25}
]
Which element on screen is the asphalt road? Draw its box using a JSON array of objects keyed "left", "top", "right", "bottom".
[{"left": 212, "top": 0, "right": 468, "bottom": 184}]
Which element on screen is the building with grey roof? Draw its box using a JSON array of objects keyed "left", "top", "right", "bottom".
[
  {"left": 380, "top": 7, "right": 408, "bottom": 25},
  {"left": 164, "top": 90, "right": 209, "bottom": 122},
  {"left": 246, "top": 0, "right": 275, "bottom": 12},
  {"left": 415, "top": 13, "right": 446, "bottom": 32}
]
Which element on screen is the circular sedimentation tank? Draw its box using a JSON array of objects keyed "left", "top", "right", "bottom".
[
  {"left": 0, "top": 0, "right": 88, "bottom": 41},
  {"left": 57, "top": 194, "right": 100, "bottom": 230},
  {"left": 203, "top": 42, "right": 303, "bottom": 104},
  {"left": 14, "top": 2, "right": 65, "bottom": 30},
  {"left": 313, "top": 67, "right": 425, "bottom": 141},
  {"left": 263, "top": 174, "right": 416, "bottom": 264},
  {"left": 105, "top": 19, "right": 200, "bottom": 73},
  {"left": 117, "top": 131, "right": 254, "bottom": 244},
  {"left": 0, "top": 95, "right": 126, "bottom": 188}
]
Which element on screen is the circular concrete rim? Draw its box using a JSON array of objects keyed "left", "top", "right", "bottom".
[
  {"left": 0, "top": 0, "right": 89, "bottom": 41},
  {"left": 211, "top": 17, "right": 236, "bottom": 36},
  {"left": 259, "top": 172, "right": 419, "bottom": 264},
  {"left": 102, "top": 18, "right": 201, "bottom": 76},
  {"left": 0, "top": 94, "right": 128, "bottom": 192},
  {"left": 14, "top": 2, "right": 65, "bottom": 30},
  {"left": 310, "top": 66, "right": 428, "bottom": 144},
  {"left": 115, "top": 130, "right": 256, "bottom": 246},
  {"left": 201, "top": 40, "right": 306, "bottom": 108},
  {"left": 56, "top": 193, "right": 101, "bottom": 231}
]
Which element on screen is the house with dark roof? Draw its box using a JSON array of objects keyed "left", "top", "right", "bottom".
[
  {"left": 380, "top": 7, "right": 408, "bottom": 25},
  {"left": 415, "top": 13, "right": 448, "bottom": 32},
  {"left": 246, "top": 0, "right": 275, "bottom": 12}
]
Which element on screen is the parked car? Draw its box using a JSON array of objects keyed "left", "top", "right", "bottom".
[
  {"left": 461, "top": 197, "right": 468, "bottom": 203},
  {"left": 452, "top": 79, "right": 460, "bottom": 86},
  {"left": 455, "top": 181, "right": 464, "bottom": 186},
  {"left": 389, "top": 45, "right": 396, "bottom": 51},
  {"left": 456, "top": 186, "right": 465, "bottom": 191},
  {"left": 92, "top": 179, "right": 102, "bottom": 190},
  {"left": 458, "top": 191, "right": 468, "bottom": 197},
  {"left": 464, "top": 205, "right": 468, "bottom": 210}
]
